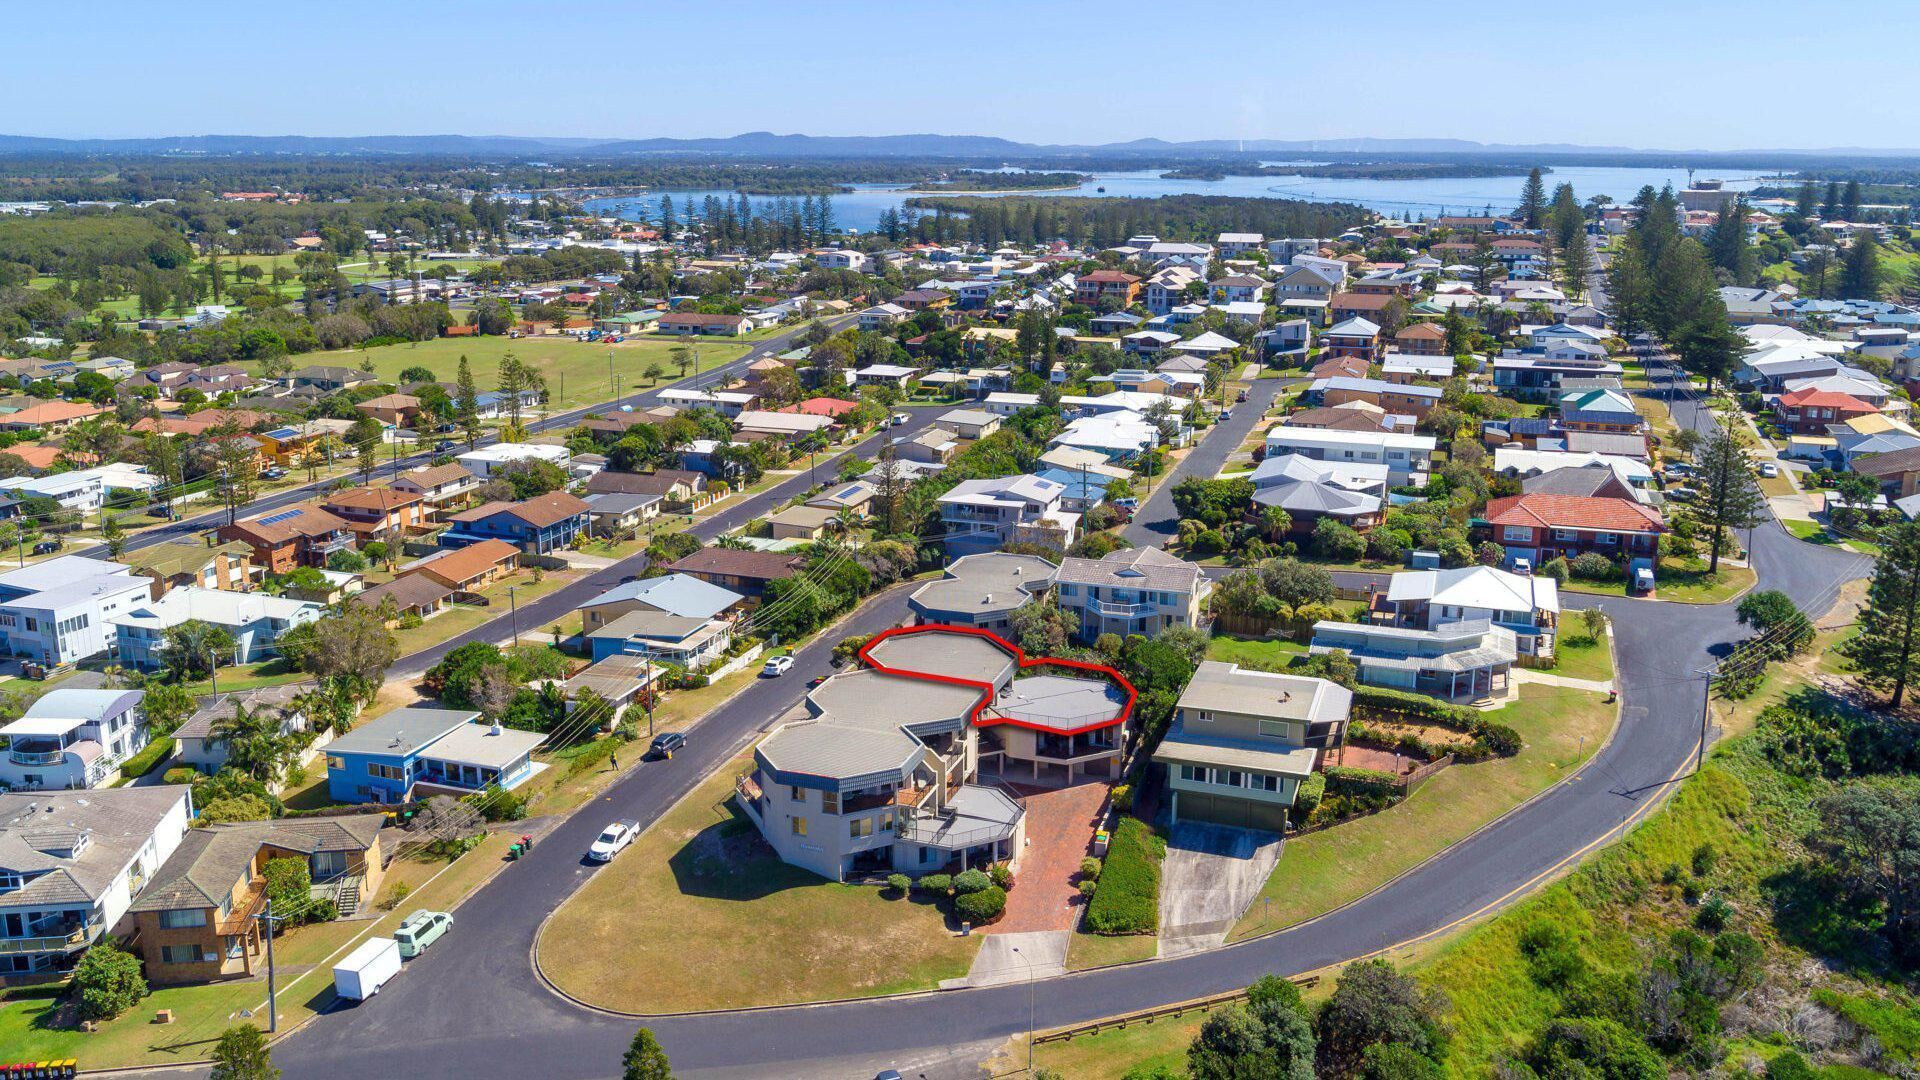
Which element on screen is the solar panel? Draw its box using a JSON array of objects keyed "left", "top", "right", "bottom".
[{"left": 257, "top": 509, "right": 303, "bottom": 526}]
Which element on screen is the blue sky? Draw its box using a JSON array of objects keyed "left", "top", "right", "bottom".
[{"left": 7, "top": 0, "right": 1917, "bottom": 150}]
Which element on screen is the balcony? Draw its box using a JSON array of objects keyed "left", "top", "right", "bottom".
[
  {"left": 841, "top": 788, "right": 901, "bottom": 814},
  {"left": 1087, "top": 597, "right": 1156, "bottom": 618},
  {"left": 9, "top": 748, "right": 65, "bottom": 767},
  {"left": 1035, "top": 737, "right": 1118, "bottom": 761},
  {"left": 215, "top": 886, "right": 268, "bottom": 935},
  {"left": 0, "top": 920, "right": 95, "bottom": 956}
]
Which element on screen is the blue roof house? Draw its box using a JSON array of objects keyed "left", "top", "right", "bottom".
[{"left": 325, "top": 707, "right": 547, "bottom": 804}]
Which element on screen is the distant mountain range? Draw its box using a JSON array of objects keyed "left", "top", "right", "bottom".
[{"left": 1, "top": 130, "right": 1918, "bottom": 162}]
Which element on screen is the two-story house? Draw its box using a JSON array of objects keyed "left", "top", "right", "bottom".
[
  {"left": 440, "top": 492, "right": 591, "bottom": 555},
  {"left": 325, "top": 707, "right": 546, "bottom": 805},
  {"left": 1774, "top": 387, "right": 1879, "bottom": 434},
  {"left": 129, "top": 814, "right": 386, "bottom": 983},
  {"left": 1208, "top": 275, "right": 1269, "bottom": 306},
  {"left": 1321, "top": 318, "right": 1383, "bottom": 362},
  {"left": 114, "top": 588, "right": 323, "bottom": 672},
  {"left": 0, "top": 557, "right": 153, "bottom": 668},
  {"left": 1315, "top": 376, "right": 1442, "bottom": 418},
  {"left": 321, "top": 486, "right": 428, "bottom": 546},
  {"left": 0, "top": 689, "right": 150, "bottom": 791},
  {"left": 1074, "top": 270, "right": 1142, "bottom": 308},
  {"left": 1378, "top": 565, "right": 1560, "bottom": 659},
  {"left": 388, "top": 463, "right": 482, "bottom": 519},
  {"left": 1153, "top": 662, "right": 1351, "bottom": 832},
  {"left": 0, "top": 786, "right": 192, "bottom": 978},
  {"left": 1053, "top": 547, "right": 1211, "bottom": 643},
  {"left": 1144, "top": 266, "right": 1202, "bottom": 314},
  {"left": 1310, "top": 619, "right": 1518, "bottom": 701},
  {"left": 1484, "top": 493, "right": 1666, "bottom": 567},
  {"left": 937, "top": 474, "right": 1079, "bottom": 557},
  {"left": 1264, "top": 427, "right": 1437, "bottom": 486},
  {"left": 907, "top": 553, "right": 1057, "bottom": 633},
  {"left": 119, "top": 541, "right": 258, "bottom": 598},
  {"left": 219, "top": 505, "right": 354, "bottom": 573}
]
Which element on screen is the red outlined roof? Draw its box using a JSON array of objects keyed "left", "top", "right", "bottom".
[{"left": 857, "top": 624, "right": 1135, "bottom": 737}]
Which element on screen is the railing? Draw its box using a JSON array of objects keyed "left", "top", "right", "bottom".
[
  {"left": 1035, "top": 740, "right": 1118, "bottom": 761},
  {"left": 895, "top": 816, "right": 1016, "bottom": 849},
  {"left": 216, "top": 888, "right": 268, "bottom": 935},
  {"left": 8, "top": 749, "right": 65, "bottom": 767},
  {"left": 841, "top": 789, "right": 899, "bottom": 814},
  {"left": 0, "top": 922, "right": 93, "bottom": 955},
  {"left": 1087, "top": 597, "right": 1156, "bottom": 618}
]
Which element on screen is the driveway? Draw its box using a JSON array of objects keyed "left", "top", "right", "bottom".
[
  {"left": 992, "top": 782, "right": 1108, "bottom": 935},
  {"left": 1158, "top": 822, "right": 1283, "bottom": 958}
]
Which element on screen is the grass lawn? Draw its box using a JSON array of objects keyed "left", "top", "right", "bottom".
[
  {"left": 263, "top": 333, "right": 752, "bottom": 413},
  {"left": 0, "top": 836, "right": 513, "bottom": 1069},
  {"left": 1227, "top": 685, "right": 1617, "bottom": 942},
  {"left": 1205, "top": 634, "right": 1308, "bottom": 671},
  {"left": 387, "top": 569, "right": 578, "bottom": 656},
  {"left": 179, "top": 657, "right": 306, "bottom": 697},
  {"left": 1066, "top": 930, "right": 1159, "bottom": 972},
  {"left": 1784, "top": 517, "right": 1834, "bottom": 542},
  {"left": 1560, "top": 559, "right": 1755, "bottom": 605},
  {"left": 1759, "top": 470, "right": 1800, "bottom": 499},
  {"left": 1021, "top": 1012, "right": 1212, "bottom": 1079},
  {"left": 537, "top": 754, "right": 979, "bottom": 1012},
  {"left": 1549, "top": 629, "right": 1615, "bottom": 684}
]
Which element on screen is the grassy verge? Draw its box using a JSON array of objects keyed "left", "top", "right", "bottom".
[
  {"left": 1549, "top": 630, "right": 1614, "bottom": 684},
  {"left": 1228, "top": 685, "right": 1616, "bottom": 942},
  {"left": 1560, "top": 560, "right": 1756, "bottom": 605},
  {"left": 387, "top": 570, "right": 578, "bottom": 656},
  {"left": 536, "top": 754, "right": 979, "bottom": 1012},
  {"left": 1205, "top": 634, "right": 1308, "bottom": 670},
  {"left": 1066, "top": 930, "right": 1160, "bottom": 971}
]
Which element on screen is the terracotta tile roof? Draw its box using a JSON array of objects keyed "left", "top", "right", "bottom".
[
  {"left": 449, "top": 491, "right": 589, "bottom": 529},
  {"left": 228, "top": 504, "right": 349, "bottom": 545},
  {"left": 1330, "top": 291, "right": 1395, "bottom": 310},
  {"left": 408, "top": 538, "right": 519, "bottom": 587},
  {"left": 668, "top": 547, "right": 807, "bottom": 582},
  {"left": 0, "top": 443, "right": 62, "bottom": 470},
  {"left": 1484, "top": 493, "right": 1665, "bottom": 534},
  {"left": 323, "top": 485, "right": 423, "bottom": 512},
  {"left": 1396, "top": 321, "right": 1446, "bottom": 340},
  {"left": 390, "top": 464, "right": 474, "bottom": 491},
  {"left": 778, "top": 397, "right": 860, "bottom": 417},
  {"left": 1080, "top": 270, "right": 1142, "bottom": 284},
  {"left": 1777, "top": 387, "right": 1875, "bottom": 411},
  {"left": 354, "top": 573, "right": 453, "bottom": 612},
  {"left": 4, "top": 400, "right": 105, "bottom": 426}
]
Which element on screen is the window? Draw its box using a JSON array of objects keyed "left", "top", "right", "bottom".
[
  {"left": 789, "top": 785, "right": 806, "bottom": 803},
  {"left": 159, "top": 944, "right": 202, "bottom": 965},
  {"left": 1256, "top": 774, "right": 1280, "bottom": 792},
  {"left": 820, "top": 791, "right": 839, "bottom": 815},
  {"left": 849, "top": 817, "right": 874, "bottom": 839},
  {"left": 1196, "top": 710, "right": 1213, "bottom": 723},
  {"left": 790, "top": 816, "right": 808, "bottom": 837},
  {"left": 1552, "top": 528, "right": 1580, "bottom": 542},
  {"left": 1502, "top": 526, "right": 1533, "bottom": 543},
  {"left": 1257, "top": 719, "right": 1291, "bottom": 740},
  {"left": 1225, "top": 770, "right": 1244, "bottom": 788},
  {"left": 369, "top": 763, "right": 406, "bottom": 782},
  {"left": 159, "top": 909, "right": 207, "bottom": 929},
  {"left": 1594, "top": 532, "right": 1618, "bottom": 545}
]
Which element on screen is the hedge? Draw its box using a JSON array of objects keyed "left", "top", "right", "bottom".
[
  {"left": 117, "top": 736, "right": 175, "bottom": 780},
  {"left": 953, "top": 869, "right": 992, "bottom": 895},
  {"left": 1084, "top": 817, "right": 1164, "bottom": 936},
  {"left": 955, "top": 884, "right": 1007, "bottom": 924},
  {"left": 1324, "top": 765, "right": 1402, "bottom": 795},
  {"left": 1292, "top": 772, "right": 1326, "bottom": 822},
  {"left": 1349, "top": 685, "right": 1480, "bottom": 730}
]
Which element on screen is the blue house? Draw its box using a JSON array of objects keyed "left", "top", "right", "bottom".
[
  {"left": 1034, "top": 467, "right": 1114, "bottom": 514},
  {"left": 325, "top": 707, "right": 546, "bottom": 804},
  {"left": 440, "top": 491, "right": 591, "bottom": 555}
]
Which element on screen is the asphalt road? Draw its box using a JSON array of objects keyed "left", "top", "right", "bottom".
[{"left": 1122, "top": 376, "right": 1290, "bottom": 546}]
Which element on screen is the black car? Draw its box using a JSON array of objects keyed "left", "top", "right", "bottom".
[
  {"left": 31, "top": 540, "right": 60, "bottom": 555},
  {"left": 649, "top": 732, "right": 686, "bottom": 759},
  {"left": 435, "top": 440, "right": 456, "bottom": 453}
]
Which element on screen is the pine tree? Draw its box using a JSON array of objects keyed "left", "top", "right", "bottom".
[
  {"left": 1823, "top": 182, "right": 1842, "bottom": 218},
  {"left": 1605, "top": 235, "right": 1653, "bottom": 341},
  {"left": 1649, "top": 237, "right": 1720, "bottom": 337},
  {"left": 1671, "top": 313, "right": 1749, "bottom": 394},
  {"left": 1843, "top": 521, "right": 1920, "bottom": 709},
  {"left": 1706, "top": 197, "right": 1756, "bottom": 286},
  {"left": 623, "top": 1027, "right": 673, "bottom": 1080},
  {"left": 1795, "top": 180, "right": 1818, "bottom": 217},
  {"left": 658, "top": 195, "right": 675, "bottom": 243},
  {"left": 1840, "top": 232, "right": 1885, "bottom": 300},
  {"left": 1517, "top": 168, "right": 1548, "bottom": 228},
  {"left": 1842, "top": 179, "right": 1864, "bottom": 221},
  {"left": 455, "top": 355, "right": 481, "bottom": 450},
  {"left": 1694, "top": 427, "right": 1766, "bottom": 574}
]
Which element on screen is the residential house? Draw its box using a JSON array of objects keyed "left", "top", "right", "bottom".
[
  {"left": 172, "top": 684, "right": 324, "bottom": 778},
  {"left": 219, "top": 505, "right": 354, "bottom": 573},
  {"left": 389, "top": 463, "right": 482, "bottom": 517},
  {"left": 1259, "top": 318, "right": 1313, "bottom": 360},
  {"left": 733, "top": 411, "right": 836, "bottom": 440},
  {"left": 582, "top": 492, "right": 661, "bottom": 537},
  {"left": 667, "top": 548, "right": 807, "bottom": 599},
  {"left": 1493, "top": 355, "right": 1626, "bottom": 401},
  {"left": 938, "top": 474, "right": 1078, "bottom": 557},
  {"left": 894, "top": 427, "right": 960, "bottom": 465},
  {"left": 587, "top": 468, "right": 712, "bottom": 510},
  {"left": 1851, "top": 446, "right": 1920, "bottom": 499},
  {"left": 1265, "top": 426, "right": 1436, "bottom": 485},
  {"left": 320, "top": 486, "right": 427, "bottom": 547},
  {"left": 351, "top": 574, "right": 454, "bottom": 624},
  {"left": 1054, "top": 547, "right": 1210, "bottom": 643},
  {"left": 907, "top": 553, "right": 1057, "bottom": 633},
  {"left": 851, "top": 364, "right": 919, "bottom": 390},
  {"left": 1310, "top": 619, "right": 1517, "bottom": 701},
  {"left": 576, "top": 572, "right": 744, "bottom": 638},
  {"left": 290, "top": 366, "right": 371, "bottom": 393},
  {"left": 1154, "top": 662, "right": 1351, "bottom": 831},
  {"left": 1516, "top": 461, "right": 1651, "bottom": 503},
  {"left": 1074, "top": 270, "right": 1142, "bottom": 308},
  {"left": 1484, "top": 493, "right": 1666, "bottom": 566},
  {"left": 1216, "top": 232, "right": 1265, "bottom": 256},
  {"left": 1144, "top": 266, "right": 1203, "bottom": 314},
  {"left": 353, "top": 394, "right": 422, "bottom": 429},
  {"left": 0, "top": 787, "right": 192, "bottom": 977},
  {"left": 765, "top": 505, "right": 840, "bottom": 541},
  {"left": 807, "top": 479, "right": 878, "bottom": 519},
  {"left": 1329, "top": 292, "right": 1397, "bottom": 324},
  {"left": 1283, "top": 405, "right": 1392, "bottom": 433},
  {"left": 1775, "top": 387, "right": 1878, "bottom": 434},
  {"left": 440, "top": 492, "right": 591, "bottom": 555},
  {"left": 326, "top": 707, "right": 546, "bottom": 804},
  {"left": 0, "top": 689, "right": 150, "bottom": 791},
  {"left": 1378, "top": 565, "right": 1560, "bottom": 658},
  {"left": 0, "top": 556, "right": 154, "bottom": 667},
  {"left": 1270, "top": 264, "right": 1340, "bottom": 304},
  {"left": 1209, "top": 275, "right": 1268, "bottom": 306},
  {"left": 129, "top": 815, "right": 387, "bottom": 984},
  {"left": 1248, "top": 454, "right": 1387, "bottom": 534},
  {"left": 1392, "top": 321, "right": 1448, "bottom": 356},
  {"left": 1381, "top": 354, "right": 1455, "bottom": 383},
  {"left": 401, "top": 538, "right": 521, "bottom": 593},
  {"left": 932, "top": 408, "right": 1002, "bottom": 441},
  {"left": 114, "top": 588, "right": 323, "bottom": 671},
  {"left": 857, "top": 303, "right": 909, "bottom": 331},
  {"left": 118, "top": 541, "right": 257, "bottom": 598},
  {"left": 455, "top": 442, "right": 571, "bottom": 480},
  {"left": 1316, "top": 376, "right": 1440, "bottom": 418},
  {"left": 1322, "top": 318, "right": 1383, "bottom": 362},
  {"left": 0, "top": 400, "right": 106, "bottom": 432},
  {"left": 658, "top": 312, "right": 749, "bottom": 337}
]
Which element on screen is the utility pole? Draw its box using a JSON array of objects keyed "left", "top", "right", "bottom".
[
  {"left": 1696, "top": 668, "right": 1713, "bottom": 772},
  {"left": 507, "top": 585, "right": 520, "bottom": 646},
  {"left": 645, "top": 654, "right": 654, "bottom": 736},
  {"left": 257, "top": 898, "right": 285, "bottom": 1032}
]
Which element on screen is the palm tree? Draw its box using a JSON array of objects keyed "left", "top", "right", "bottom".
[{"left": 213, "top": 701, "right": 290, "bottom": 785}]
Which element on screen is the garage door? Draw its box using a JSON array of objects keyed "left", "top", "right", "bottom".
[{"left": 1178, "top": 791, "right": 1287, "bottom": 833}]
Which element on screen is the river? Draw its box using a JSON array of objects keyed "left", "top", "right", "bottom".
[{"left": 581, "top": 164, "right": 1774, "bottom": 234}]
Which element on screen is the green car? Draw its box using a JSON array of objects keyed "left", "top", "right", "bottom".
[{"left": 393, "top": 910, "right": 453, "bottom": 959}]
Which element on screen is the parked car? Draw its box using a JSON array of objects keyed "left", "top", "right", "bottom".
[
  {"left": 1758, "top": 462, "right": 1779, "bottom": 478},
  {"left": 1667, "top": 486, "right": 1699, "bottom": 502},
  {"left": 31, "top": 540, "right": 59, "bottom": 555},
  {"left": 1235, "top": 389, "right": 1248, "bottom": 403},
  {"left": 762, "top": 655, "right": 795, "bottom": 677},
  {"left": 1219, "top": 409, "right": 1233, "bottom": 420},
  {"left": 260, "top": 466, "right": 287, "bottom": 480},
  {"left": 1510, "top": 557, "right": 1533, "bottom": 575},
  {"left": 587, "top": 821, "right": 639, "bottom": 863},
  {"left": 434, "top": 440, "right": 456, "bottom": 453},
  {"left": 393, "top": 910, "right": 453, "bottom": 958},
  {"left": 649, "top": 731, "right": 687, "bottom": 759},
  {"left": 891, "top": 412, "right": 911, "bottom": 427}
]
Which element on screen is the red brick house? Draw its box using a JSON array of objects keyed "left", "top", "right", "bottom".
[
  {"left": 1483, "top": 493, "right": 1666, "bottom": 564},
  {"left": 1074, "top": 270, "right": 1142, "bottom": 308},
  {"left": 1773, "top": 387, "right": 1877, "bottom": 434},
  {"left": 1329, "top": 291, "right": 1397, "bottom": 323},
  {"left": 1322, "top": 318, "right": 1383, "bottom": 362},
  {"left": 218, "top": 505, "right": 354, "bottom": 573},
  {"left": 321, "top": 486, "right": 428, "bottom": 545},
  {"left": 1393, "top": 321, "right": 1448, "bottom": 356}
]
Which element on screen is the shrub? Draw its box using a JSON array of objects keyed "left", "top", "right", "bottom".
[
  {"left": 198, "top": 794, "right": 273, "bottom": 824},
  {"left": 1292, "top": 772, "right": 1326, "bottom": 823},
  {"left": 1690, "top": 842, "right": 1718, "bottom": 876},
  {"left": 1084, "top": 817, "right": 1163, "bottom": 935},
  {"left": 474, "top": 785, "right": 529, "bottom": 822},
  {"left": 1570, "top": 551, "right": 1618, "bottom": 581},
  {"left": 990, "top": 863, "right": 1014, "bottom": 890},
  {"left": 376, "top": 882, "right": 412, "bottom": 912},
  {"left": 885, "top": 873, "right": 912, "bottom": 896},
  {"left": 954, "top": 884, "right": 1007, "bottom": 924},
  {"left": 162, "top": 766, "right": 200, "bottom": 786},
  {"left": 916, "top": 873, "right": 952, "bottom": 895},
  {"left": 1539, "top": 556, "right": 1570, "bottom": 583},
  {"left": 263, "top": 858, "right": 323, "bottom": 926},
  {"left": 1110, "top": 784, "right": 1133, "bottom": 811},
  {"left": 117, "top": 736, "right": 176, "bottom": 779},
  {"left": 1695, "top": 895, "right": 1733, "bottom": 932},
  {"left": 1078, "top": 879, "right": 1098, "bottom": 898},
  {"left": 1478, "top": 723, "right": 1522, "bottom": 757},
  {"left": 1349, "top": 685, "right": 1480, "bottom": 730},
  {"left": 73, "top": 941, "right": 145, "bottom": 1020},
  {"left": 953, "top": 869, "right": 992, "bottom": 895},
  {"left": 1079, "top": 856, "right": 1103, "bottom": 881}
]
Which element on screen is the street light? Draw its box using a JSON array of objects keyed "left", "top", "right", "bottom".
[
  {"left": 507, "top": 585, "right": 521, "bottom": 646},
  {"left": 1010, "top": 944, "right": 1037, "bottom": 1076}
]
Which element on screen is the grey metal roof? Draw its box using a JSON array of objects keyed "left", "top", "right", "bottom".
[
  {"left": 1251, "top": 481, "right": 1380, "bottom": 517},
  {"left": 327, "top": 707, "right": 479, "bottom": 759},
  {"left": 909, "top": 552, "right": 1057, "bottom": 621},
  {"left": 130, "top": 815, "right": 385, "bottom": 913},
  {"left": 755, "top": 719, "right": 923, "bottom": 785},
  {"left": 865, "top": 632, "right": 1016, "bottom": 689},
  {"left": 990, "top": 675, "right": 1127, "bottom": 732},
  {"left": 0, "top": 787, "right": 191, "bottom": 906},
  {"left": 805, "top": 669, "right": 981, "bottom": 734},
  {"left": 1055, "top": 546, "right": 1204, "bottom": 592},
  {"left": 22, "top": 688, "right": 143, "bottom": 724},
  {"left": 1174, "top": 661, "right": 1351, "bottom": 726},
  {"left": 577, "top": 572, "right": 743, "bottom": 620},
  {"left": 1153, "top": 726, "right": 1321, "bottom": 777}
]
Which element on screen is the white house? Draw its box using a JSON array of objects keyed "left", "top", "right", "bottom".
[
  {"left": 113, "top": 587, "right": 324, "bottom": 672},
  {"left": 0, "top": 557, "right": 152, "bottom": 667},
  {"left": 1264, "top": 426, "right": 1436, "bottom": 485},
  {"left": 0, "top": 688, "right": 151, "bottom": 791},
  {"left": 456, "top": 442, "right": 573, "bottom": 479}
]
